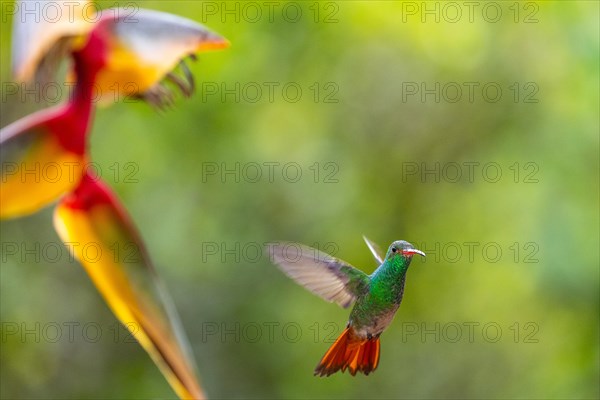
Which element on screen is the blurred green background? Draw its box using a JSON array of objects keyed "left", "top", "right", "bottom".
[{"left": 1, "top": 1, "right": 598, "bottom": 399}]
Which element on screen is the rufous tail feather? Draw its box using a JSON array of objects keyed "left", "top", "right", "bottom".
[{"left": 314, "top": 326, "right": 380, "bottom": 377}]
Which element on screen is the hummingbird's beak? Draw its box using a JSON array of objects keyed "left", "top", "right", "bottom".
[{"left": 403, "top": 249, "right": 426, "bottom": 257}]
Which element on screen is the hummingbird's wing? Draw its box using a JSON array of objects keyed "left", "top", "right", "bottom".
[
  {"left": 363, "top": 235, "right": 385, "bottom": 265},
  {"left": 267, "top": 243, "right": 370, "bottom": 308}
]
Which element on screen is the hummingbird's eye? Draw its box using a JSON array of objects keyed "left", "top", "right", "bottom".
[{"left": 392, "top": 247, "right": 397, "bottom": 253}]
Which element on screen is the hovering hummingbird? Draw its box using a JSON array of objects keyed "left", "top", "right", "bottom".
[{"left": 268, "top": 236, "right": 425, "bottom": 377}]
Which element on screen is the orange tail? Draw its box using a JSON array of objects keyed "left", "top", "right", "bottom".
[{"left": 314, "top": 327, "right": 380, "bottom": 377}]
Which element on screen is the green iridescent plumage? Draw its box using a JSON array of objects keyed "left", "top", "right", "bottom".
[{"left": 268, "top": 237, "right": 425, "bottom": 376}]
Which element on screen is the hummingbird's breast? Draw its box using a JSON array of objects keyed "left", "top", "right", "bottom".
[
  {"left": 348, "top": 268, "right": 407, "bottom": 339},
  {"left": 350, "top": 305, "right": 400, "bottom": 339}
]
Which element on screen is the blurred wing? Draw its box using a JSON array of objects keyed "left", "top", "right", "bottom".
[
  {"left": 12, "top": 0, "right": 94, "bottom": 81},
  {"left": 267, "top": 243, "right": 370, "bottom": 308},
  {"left": 53, "top": 173, "right": 204, "bottom": 400},
  {"left": 0, "top": 107, "right": 86, "bottom": 219},
  {"left": 363, "top": 235, "right": 384, "bottom": 265},
  {"left": 93, "top": 8, "right": 229, "bottom": 106}
]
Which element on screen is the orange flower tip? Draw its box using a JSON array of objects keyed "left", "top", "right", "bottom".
[{"left": 198, "top": 37, "right": 231, "bottom": 51}]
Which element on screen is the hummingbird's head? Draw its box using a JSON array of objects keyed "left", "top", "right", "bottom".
[{"left": 386, "top": 240, "right": 426, "bottom": 262}]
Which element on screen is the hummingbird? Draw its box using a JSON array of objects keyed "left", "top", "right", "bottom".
[{"left": 268, "top": 236, "right": 425, "bottom": 377}]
